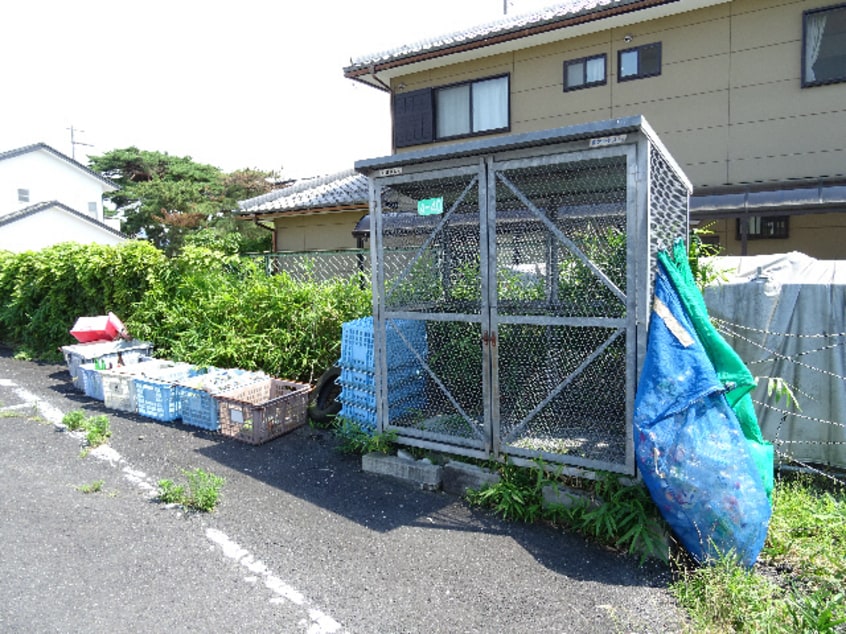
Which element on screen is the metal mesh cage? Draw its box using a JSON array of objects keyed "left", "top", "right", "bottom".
[{"left": 362, "top": 119, "right": 690, "bottom": 473}]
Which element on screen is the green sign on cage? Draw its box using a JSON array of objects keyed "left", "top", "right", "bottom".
[{"left": 417, "top": 196, "right": 444, "bottom": 216}]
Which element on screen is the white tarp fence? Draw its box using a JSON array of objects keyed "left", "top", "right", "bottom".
[{"left": 702, "top": 252, "right": 846, "bottom": 468}]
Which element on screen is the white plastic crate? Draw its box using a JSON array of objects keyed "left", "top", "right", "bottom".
[{"left": 61, "top": 339, "right": 153, "bottom": 391}]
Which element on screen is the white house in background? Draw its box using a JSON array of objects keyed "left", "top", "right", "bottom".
[{"left": 0, "top": 142, "right": 124, "bottom": 253}]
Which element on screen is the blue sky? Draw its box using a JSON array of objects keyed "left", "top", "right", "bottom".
[{"left": 1, "top": 0, "right": 552, "bottom": 178}]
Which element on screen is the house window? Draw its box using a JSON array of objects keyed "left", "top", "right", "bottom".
[
  {"left": 88, "top": 202, "right": 98, "bottom": 216},
  {"left": 435, "top": 75, "right": 509, "bottom": 139},
  {"left": 392, "top": 75, "right": 510, "bottom": 148},
  {"left": 735, "top": 216, "right": 790, "bottom": 240},
  {"left": 564, "top": 54, "right": 607, "bottom": 91},
  {"left": 17, "top": 188, "right": 29, "bottom": 203},
  {"left": 803, "top": 4, "right": 846, "bottom": 87},
  {"left": 618, "top": 42, "right": 662, "bottom": 81}
]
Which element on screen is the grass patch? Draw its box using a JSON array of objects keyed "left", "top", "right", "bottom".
[
  {"left": 62, "top": 410, "right": 112, "bottom": 449},
  {"left": 77, "top": 480, "right": 105, "bottom": 494},
  {"left": 671, "top": 471, "right": 846, "bottom": 633},
  {"left": 466, "top": 462, "right": 667, "bottom": 562},
  {"left": 157, "top": 468, "right": 225, "bottom": 512}
]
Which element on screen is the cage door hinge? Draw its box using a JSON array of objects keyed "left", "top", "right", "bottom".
[{"left": 481, "top": 331, "right": 497, "bottom": 347}]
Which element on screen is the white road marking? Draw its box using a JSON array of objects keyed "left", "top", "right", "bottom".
[{"left": 2, "top": 377, "right": 346, "bottom": 634}]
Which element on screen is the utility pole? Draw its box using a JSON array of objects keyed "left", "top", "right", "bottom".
[{"left": 67, "top": 125, "right": 93, "bottom": 160}]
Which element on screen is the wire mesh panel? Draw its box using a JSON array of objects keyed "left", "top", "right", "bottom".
[
  {"left": 361, "top": 117, "right": 691, "bottom": 474},
  {"left": 374, "top": 165, "right": 491, "bottom": 453},
  {"left": 491, "top": 153, "right": 631, "bottom": 469}
]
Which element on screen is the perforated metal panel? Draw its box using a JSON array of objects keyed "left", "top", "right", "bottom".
[{"left": 358, "top": 117, "right": 690, "bottom": 474}]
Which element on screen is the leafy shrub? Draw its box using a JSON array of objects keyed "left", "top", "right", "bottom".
[
  {"left": 0, "top": 241, "right": 165, "bottom": 359},
  {"left": 0, "top": 242, "right": 371, "bottom": 383}
]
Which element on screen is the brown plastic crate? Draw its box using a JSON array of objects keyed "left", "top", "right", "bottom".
[{"left": 215, "top": 378, "right": 309, "bottom": 445}]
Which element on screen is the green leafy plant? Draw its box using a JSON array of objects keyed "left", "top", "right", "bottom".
[
  {"left": 77, "top": 480, "right": 105, "bottom": 494},
  {"left": 61, "top": 410, "right": 87, "bottom": 431},
  {"left": 466, "top": 459, "right": 549, "bottom": 523},
  {"left": 61, "top": 410, "right": 112, "bottom": 449},
  {"left": 688, "top": 223, "right": 725, "bottom": 290},
  {"left": 157, "top": 479, "right": 187, "bottom": 505},
  {"left": 84, "top": 414, "right": 111, "bottom": 448},
  {"left": 332, "top": 417, "right": 397, "bottom": 455},
  {"left": 157, "top": 468, "right": 224, "bottom": 512},
  {"left": 561, "top": 473, "right": 667, "bottom": 563}
]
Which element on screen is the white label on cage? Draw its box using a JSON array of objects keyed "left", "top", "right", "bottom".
[
  {"left": 229, "top": 407, "right": 244, "bottom": 424},
  {"left": 378, "top": 167, "right": 403, "bottom": 177},
  {"left": 589, "top": 134, "right": 627, "bottom": 147}
]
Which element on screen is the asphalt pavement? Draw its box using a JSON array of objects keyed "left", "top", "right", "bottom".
[{"left": 0, "top": 348, "right": 687, "bottom": 633}]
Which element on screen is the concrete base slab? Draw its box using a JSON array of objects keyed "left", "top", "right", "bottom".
[
  {"left": 362, "top": 452, "right": 443, "bottom": 491},
  {"left": 442, "top": 461, "right": 500, "bottom": 496}
]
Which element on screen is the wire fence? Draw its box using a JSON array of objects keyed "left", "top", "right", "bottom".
[
  {"left": 714, "top": 318, "right": 846, "bottom": 487},
  {"left": 244, "top": 250, "right": 846, "bottom": 484}
]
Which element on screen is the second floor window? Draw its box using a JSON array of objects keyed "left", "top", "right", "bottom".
[
  {"left": 17, "top": 188, "right": 29, "bottom": 203},
  {"left": 803, "top": 4, "right": 846, "bottom": 86},
  {"left": 564, "top": 54, "right": 607, "bottom": 91},
  {"left": 88, "top": 202, "right": 98, "bottom": 216},
  {"left": 435, "top": 75, "right": 509, "bottom": 139},
  {"left": 618, "top": 42, "right": 662, "bottom": 81}
]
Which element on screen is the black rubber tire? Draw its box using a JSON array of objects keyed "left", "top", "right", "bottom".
[{"left": 309, "top": 365, "right": 342, "bottom": 424}]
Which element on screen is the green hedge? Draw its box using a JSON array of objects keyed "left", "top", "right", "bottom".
[{"left": 0, "top": 242, "right": 371, "bottom": 383}]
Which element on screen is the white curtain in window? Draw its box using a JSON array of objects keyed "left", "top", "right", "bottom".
[
  {"left": 567, "top": 61, "right": 584, "bottom": 87},
  {"left": 586, "top": 57, "right": 605, "bottom": 83},
  {"left": 437, "top": 85, "right": 470, "bottom": 138},
  {"left": 805, "top": 13, "right": 828, "bottom": 82},
  {"left": 472, "top": 77, "right": 508, "bottom": 132}
]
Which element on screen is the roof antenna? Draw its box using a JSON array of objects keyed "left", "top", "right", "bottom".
[{"left": 67, "top": 125, "right": 93, "bottom": 160}]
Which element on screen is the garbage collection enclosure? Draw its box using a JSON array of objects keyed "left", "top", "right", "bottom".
[{"left": 355, "top": 116, "right": 690, "bottom": 474}]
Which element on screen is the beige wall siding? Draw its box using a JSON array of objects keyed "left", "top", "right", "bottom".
[
  {"left": 390, "top": 0, "right": 846, "bottom": 189},
  {"left": 703, "top": 212, "right": 846, "bottom": 258},
  {"left": 273, "top": 211, "right": 365, "bottom": 251}
]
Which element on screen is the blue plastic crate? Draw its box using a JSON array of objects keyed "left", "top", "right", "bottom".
[
  {"left": 338, "top": 403, "right": 377, "bottom": 430},
  {"left": 134, "top": 364, "right": 204, "bottom": 422},
  {"left": 135, "top": 379, "right": 181, "bottom": 422},
  {"left": 339, "top": 317, "right": 428, "bottom": 371},
  {"left": 338, "top": 376, "right": 426, "bottom": 410},
  {"left": 175, "top": 369, "right": 267, "bottom": 431},
  {"left": 174, "top": 385, "right": 219, "bottom": 430},
  {"left": 79, "top": 363, "right": 106, "bottom": 400}
]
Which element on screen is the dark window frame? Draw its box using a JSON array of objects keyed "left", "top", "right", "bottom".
[
  {"left": 735, "top": 215, "right": 790, "bottom": 240},
  {"left": 563, "top": 53, "right": 607, "bottom": 92},
  {"left": 433, "top": 73, "right": 511, "bottom": 142},
  {"left": 617, "top": 42, "right": 662, "bottom": 82},
  {"left": 802, "top": 3, "right": 846, "bottom": 87}
]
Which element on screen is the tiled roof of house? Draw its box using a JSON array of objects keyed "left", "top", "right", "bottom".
[
  {"left": 0, "top": 200, "right": 126, "bottom": 238},
  {"left": 237, "top": 169, "right": 369, "bottom": 215},
  {"left": 345, "top": 0, "right": 661, "bottom": 73},
  {"left": 0, "top": 142, "right": 119, "bottom": 190}
]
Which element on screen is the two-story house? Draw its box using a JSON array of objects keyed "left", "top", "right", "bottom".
[
  {"left": 0, "top": 143, "right": 124, "bottom": 253},
  {"left": 343, "top": 0, "right": 846, "bottom": 258}
]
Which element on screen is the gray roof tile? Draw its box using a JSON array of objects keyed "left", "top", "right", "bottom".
[
  {"left": 238, "top": 169, "right": 369, "bottom": 215},
  {"left": 345, "top": 0, "right": 650, "bottom": 72}
]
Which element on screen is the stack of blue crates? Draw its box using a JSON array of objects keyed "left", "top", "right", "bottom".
[{"left": 337, "top": 317, "right": 428, "bottom": 429}]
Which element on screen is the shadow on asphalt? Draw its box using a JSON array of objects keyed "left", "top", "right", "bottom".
[{"left": 34, "top": 358, "right": 670, "bottom": 588}]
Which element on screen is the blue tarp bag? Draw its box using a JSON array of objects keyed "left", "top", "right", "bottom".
[{"left": 634, "top": 262, "right": 771, "bottom": 567}]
